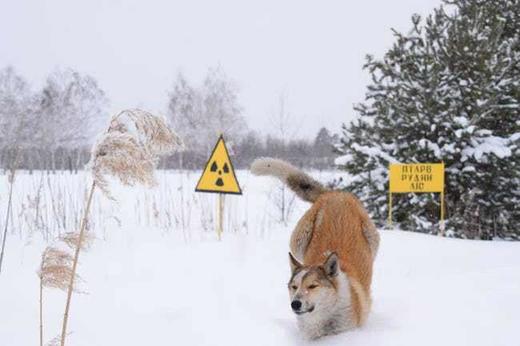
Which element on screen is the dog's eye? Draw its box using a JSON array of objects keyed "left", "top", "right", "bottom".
[
  {"left": 291, "top": 285, "right": 298, "bottom": 290},
  {"left": 308, "top": 284, "right": 318, "bottom": 290}
]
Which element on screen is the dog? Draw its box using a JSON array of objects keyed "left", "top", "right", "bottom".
[{"left": 251, "top": 158, "right": 379, "bottom": 339}]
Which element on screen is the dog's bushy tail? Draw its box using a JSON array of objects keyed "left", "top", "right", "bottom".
[{"left": 250, "top": 158, "right": 329, "bottom": 203}]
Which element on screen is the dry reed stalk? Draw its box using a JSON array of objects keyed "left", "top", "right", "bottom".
[
  {"left": 56, "top": 109, "right": 181, "bottom": 346},
  {"left": 59, "top": 181, "right": 95, "bottom": 346},
  {"left": 35, "top": 172, "right": 46, "bottom": 239},
  {"left": 40, "top": 258, "right": 43, "bottom": 346},
  {"left": 0, "top": 166, "right": 17, "bottom": 274},
  {"left": 0, "top": 104, "right": 30, "bottom": 274}
]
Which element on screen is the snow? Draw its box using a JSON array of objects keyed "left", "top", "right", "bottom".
[
  {"left": 334, "top": 154, "right": 352, "bottom": 166},
  {"left": 1, "top": 171, "right": 520, "bottom": 346},
  {"left": 453, "top": 116, "right": 469, "bottom": 127},
  {"left": 418, "top": 138, "right": 441, "bottom": 158},
  {"left": 462, "top": 134, "right": 516, "bottom": 160},
  {"left": 335, "top": 141, "right": 397, "bottom": 166},
  {"left": 462, "top": 165, "right": 476, "bottom": 173},
  {"left": 351, "top": 143, "right": 397, "bottom": 163}
]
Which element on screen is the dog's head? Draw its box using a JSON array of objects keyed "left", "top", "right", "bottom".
[{"left": 287, "top": 252, "right": 340, "bottom": 316}]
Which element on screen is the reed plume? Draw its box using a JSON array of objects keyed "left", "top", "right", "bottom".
[
  {"left": 92, "top": 109, "right": 183, "bottom": 198},
  {"left": 56, "top": 109, "right": 181, "bottom": 346},
  {"left": 38, "top": 246, "right": 76, "bottom": 346},
  {"left": 60, "top": 231, "right": 93, "bottom": 252},
  {"left": 39, "top": 230, "right": 92, "bottom": 345}
]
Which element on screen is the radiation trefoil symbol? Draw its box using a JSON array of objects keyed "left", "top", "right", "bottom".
[
  {"left": 210, "top": 161, "right": 230, "bottom": 187},
  {"left": 195, "top": 135, "right": 242, "bottom": 195}
]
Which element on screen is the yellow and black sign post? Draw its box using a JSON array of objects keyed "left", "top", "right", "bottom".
[
  {"left": 388, "top": 163, "right": 445, "bottom": 235},
  {"left": 195, "top": 135, "right": 241, "bottom": 240}
]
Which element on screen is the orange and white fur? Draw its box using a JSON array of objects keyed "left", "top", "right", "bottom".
[{"left": 251, "top": 158, "right": 380, "bottom": 339}]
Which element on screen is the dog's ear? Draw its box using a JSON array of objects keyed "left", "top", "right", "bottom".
[
  {"left": 289, "top": 252, "right": 303, "bottom": 272},
  {"left": 323, "top": 252, "right": 339, "bottom": 277}
]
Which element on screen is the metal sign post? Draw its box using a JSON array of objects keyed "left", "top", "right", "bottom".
[{"left": 195, "top": 135, "right": 241, "bottom": 240}]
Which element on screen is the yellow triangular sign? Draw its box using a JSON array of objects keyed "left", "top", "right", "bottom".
[{"left": 195, "top": 135, "right": 242, "bottom": 195}]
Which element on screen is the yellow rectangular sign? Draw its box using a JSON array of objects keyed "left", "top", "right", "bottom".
[{"left": 389, "top": 163, "right": 444, "bottom": 193}]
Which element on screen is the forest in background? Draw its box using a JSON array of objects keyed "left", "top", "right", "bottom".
[{"left": 0, "top": 66, "right": 339, "bottom": 172}]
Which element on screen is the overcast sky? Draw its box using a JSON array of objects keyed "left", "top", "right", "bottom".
[{"left": 0, "top": 0, "right": 441, "bottom": 139}]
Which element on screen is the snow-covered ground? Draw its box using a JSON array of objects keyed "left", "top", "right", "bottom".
[{"left": 1, "top": 170, "right": 519, "bottom": 345}]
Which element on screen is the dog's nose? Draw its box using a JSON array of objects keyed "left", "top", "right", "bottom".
[{"left": 291, "top": 300, "right": 302, "bottom": 311}]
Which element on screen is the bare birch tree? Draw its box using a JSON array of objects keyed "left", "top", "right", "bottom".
[
  {"left": 167, "top": 68, "right": 247, "bottom": 157},
  {"left": 0, "top": 66, "right": 37, "bottom": 274},
  {"left": 268, "top": 92, "right": 299, "bottom": 224},
  {"left": 35, "top": 68, "right": 108, "bottom": 170}
]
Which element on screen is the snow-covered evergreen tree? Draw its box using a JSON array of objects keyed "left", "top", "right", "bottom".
[{"left": 336, "top": 0, "right": 519, "bottom": 239}]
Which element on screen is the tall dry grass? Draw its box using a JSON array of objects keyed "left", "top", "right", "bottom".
[
  {"left": 0, "top": 149, "right": 22, "bottom": 274},
  {"left": 39, "top": 246, "right": 75, "bottom": 346},
  {"left": 38, "top": 231, "right": 92, "bottom": 346},
  {"left": 35, "top": 109, "right": 181, "bottom": 346}
]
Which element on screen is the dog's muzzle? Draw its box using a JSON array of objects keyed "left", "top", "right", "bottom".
[{"left": 291, "top": 300, "right": 315, "bottom": 315}]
